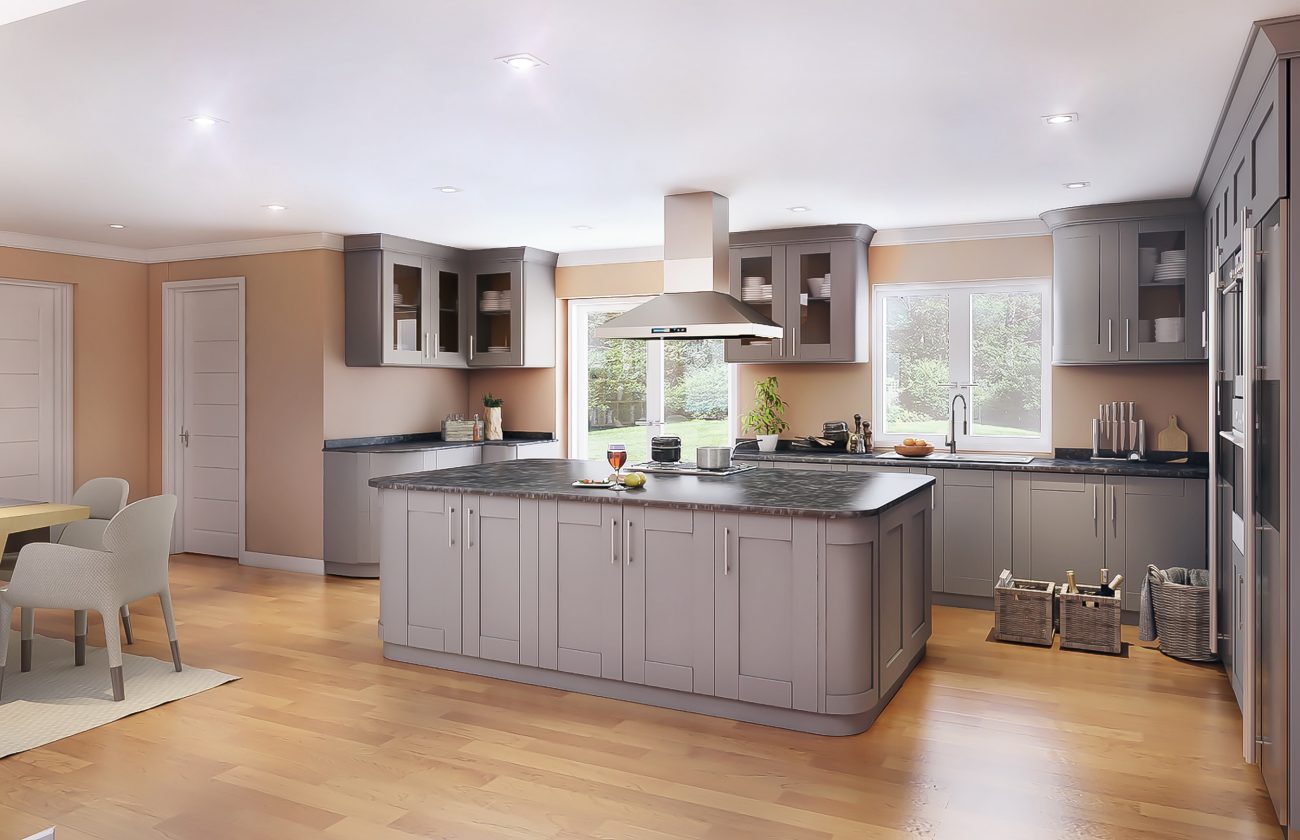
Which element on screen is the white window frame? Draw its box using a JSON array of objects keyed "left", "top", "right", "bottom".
[
  {"left": 871, "top": 278, "right": 1052, "bottom": 453},
  {"left": 567, "top": 297, "right": 737, "bottom": 458}
]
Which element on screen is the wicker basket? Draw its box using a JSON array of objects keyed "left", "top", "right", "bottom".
[
  {"left": 1059, "top": 584, "right": 1122, "bottom": 654},
  {"left": 993, "top": 578, "right": 1056, "bottom": 646},
  {"left": 1148, "top": 564, "right": 1216, "bottom": 662}
]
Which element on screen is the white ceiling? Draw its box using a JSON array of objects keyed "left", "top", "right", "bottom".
[{"left": 2, "top": 0, "right": 1298, "bottom": 254}]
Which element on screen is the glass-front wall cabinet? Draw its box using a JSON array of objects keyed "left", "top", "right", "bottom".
[
  {"left": 471, "top": 263, "right": 523, "bottom": 367},
  {"left": 1122, "top": 217, "right": 1203, "bottom": 361},
  {"left": 385, "top": 252, "right": 427, "bottom": 365},
  {"left": 436, "top": 263, "right": 462, "bottom": 359},
  {"left": 728, "top": 245, "right": 783, "bottom": 361}
]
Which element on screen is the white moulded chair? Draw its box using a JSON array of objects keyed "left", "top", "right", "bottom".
[
  {"left": 56, "top": 478, "right": 135, "bottom": 645},
  {"left": 0, "top": 494, "right": 180, "bottom": 702}
]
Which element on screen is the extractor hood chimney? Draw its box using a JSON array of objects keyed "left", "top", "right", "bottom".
[{"left": 593, "top": 192, "right": 783, "bottom": 340}]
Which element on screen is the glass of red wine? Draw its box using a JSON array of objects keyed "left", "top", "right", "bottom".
[{"left": 606, "top": 443, "right": 628, "bottom": 490}]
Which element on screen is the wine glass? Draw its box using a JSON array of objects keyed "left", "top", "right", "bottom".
[{"left": 606, "top": 443, "right": 628, "bottom": 491}]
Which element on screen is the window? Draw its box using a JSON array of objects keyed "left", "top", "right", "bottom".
[
  {"left": 872, "top": 280, "right": 1051, "bottom": 452},
  {"left": 568, "top": 298, "right": 736, "bottom": 462}
]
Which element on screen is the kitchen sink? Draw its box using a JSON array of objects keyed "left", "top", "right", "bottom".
[{"left": 877, "top": 452, "right": 1036, "bottom": 465}]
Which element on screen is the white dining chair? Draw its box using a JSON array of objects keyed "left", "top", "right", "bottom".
[
  {"left": 0, "top": 494, "right": 180, "bottom": 702},
  {"left": 55, "top": 478, "right": 135, "bottom": 649}
]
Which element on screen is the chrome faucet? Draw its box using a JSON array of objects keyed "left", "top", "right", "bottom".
[{"left": 946, "top": 392, "right": 968, "bottom": 454}]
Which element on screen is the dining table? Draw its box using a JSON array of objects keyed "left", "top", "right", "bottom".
[{"left": 0, "top": 498, "right": 91, "bottom": 568}]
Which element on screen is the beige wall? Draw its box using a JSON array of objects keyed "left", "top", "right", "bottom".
[{"left": 0, "top": 247, "right": 150, "bottom": 498}]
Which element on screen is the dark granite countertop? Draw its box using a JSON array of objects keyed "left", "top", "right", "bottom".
[
  {"left": 324, "top": 431, "right": 556, "bottom": 454},
  {"left": 730, "top": 445, "right": 1209, "bottom": 480},
  {"left": 368, "top": 458, "right": 933, "bottom": 518}
]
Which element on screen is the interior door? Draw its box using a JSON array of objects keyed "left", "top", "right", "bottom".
[
  {"left": 0, "top": 282, "right": 60, "bottom": 501},
  {"left": 178, "top": 286, "right": 241, "bottom": 557}
]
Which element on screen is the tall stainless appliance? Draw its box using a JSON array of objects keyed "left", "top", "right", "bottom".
[{"left": 1210, "top": 199, "right": 1289, "bottom": 823}]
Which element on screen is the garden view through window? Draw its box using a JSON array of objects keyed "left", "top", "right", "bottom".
[
  {"left": 571, "top": 299, "right": 732, "bottom": 462},
  {"left": 874, "top": 280, "right": 1050, "bottom": 452}
]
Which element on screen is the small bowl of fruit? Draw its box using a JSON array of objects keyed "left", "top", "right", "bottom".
[{"left": 893, "top": 438, "right": 935, "bottom": 458}]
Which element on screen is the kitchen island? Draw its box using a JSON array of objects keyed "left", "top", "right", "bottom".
[{"left": 370, "top": 459, "right": 933, "bottom": 735}]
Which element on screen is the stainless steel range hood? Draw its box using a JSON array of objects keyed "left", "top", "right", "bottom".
[{"left": 594, "top": 192, "right": 783, "bottom": 341}]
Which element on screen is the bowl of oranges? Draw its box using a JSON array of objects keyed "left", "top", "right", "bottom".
[{"left": 894, "top": 438, "right": 934, "bottom": 457}]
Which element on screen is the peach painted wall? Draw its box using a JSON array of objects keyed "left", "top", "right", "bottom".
[{"left": 0, "top": 247, "right": 150, "bottom": 499}]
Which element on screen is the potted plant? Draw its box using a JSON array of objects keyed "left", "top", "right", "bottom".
[
  {"left": 483, "top": 393, "right": 504, "bottom": 441},
  {"left": 741, "top": 376, "right": 788, "bottom": 452}
]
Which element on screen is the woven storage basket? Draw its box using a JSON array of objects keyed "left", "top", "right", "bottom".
[
  {"left": 993, "top": 578, "right": 1056, "bottom": 646},
  {"left": 1148, "top": 564, "right": 1216, "bottom": 662},
  {"left": 1059, "top": 584, "right": 1122, "bottom": 654}
]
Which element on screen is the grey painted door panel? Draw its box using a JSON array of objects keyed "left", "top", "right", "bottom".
[
  {"left": 822, "top": 517, "right": 878, "bottom": 714},
  {"left": 725, "top": 245, "right": 784, "bottom": 362},
  {"left": 879, "top": 493, "right": 931, "bottom": 691},
  {"left": 940, "top": 473, "right": 996, "bottom": 597},
  {"left": 547, "top": 501, "right": 623, "bottom": 679},
  {"left": 407, "top": 491, "right": 462, "bottom": 653},
  {"left": 1107, "top": 477, "right": 1206, "bottom": 611},
  {"left": 1053, "top": 223, "right": 1119, "bottom": 363},
  {"left": 461, "top": 495, "right": 540, "bottom": 665},
  {"left": 1015, "top": 473, "right": 1105, "bottom": 584},
  {"left": 623, "top": 507, "right": 715, "bottom": 694},
  {"left": 714, "top": 513, "right": 818, "bottom": 711}
]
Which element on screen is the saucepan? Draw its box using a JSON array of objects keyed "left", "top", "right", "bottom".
[{"left": 696, "top": 446, "right": 732, "bottom": 470}]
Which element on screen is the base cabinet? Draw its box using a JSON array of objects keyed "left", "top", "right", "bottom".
[
  {"left": 1105, "top": 477, "right": 1207, "bottom": 611},
  {"left": 405, "top": 491, "right": 462, "bottom": 653},
  {"left": 462, "top": 494, "right": 539, "bottom": 665},
  {"left": 1013, "top": 473, "right": 1106, "bottom": 584},
  {"left": 543, "top": 501, "right": 623, "bottom": 679}
]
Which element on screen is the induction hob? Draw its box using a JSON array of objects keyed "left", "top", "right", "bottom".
[{"left": 627, "top": 461, "right": 757, "bottom": 477}]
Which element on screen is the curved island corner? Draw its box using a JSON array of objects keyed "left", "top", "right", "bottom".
[{"left": 369, "top": 458, "right": 933, "bottom": 736}]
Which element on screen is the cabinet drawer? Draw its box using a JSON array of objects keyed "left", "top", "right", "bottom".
[
  {"left": 939, "top": 469, "right": 993, "bottom": 488},
  {"left": 1030, "top": 473, "right": 1091, "bottom": 492}
]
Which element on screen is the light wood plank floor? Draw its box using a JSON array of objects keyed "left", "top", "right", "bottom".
[{"left": 0, "top": 555, "right": 1280, "bottom": 839}]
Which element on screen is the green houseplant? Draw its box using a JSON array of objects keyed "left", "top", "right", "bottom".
[
  {"left": 483, "top": 393, "right": 504, "bottom": 441},
  {"left": 741, "top": 376, "right": 789, "bottom": 452}
]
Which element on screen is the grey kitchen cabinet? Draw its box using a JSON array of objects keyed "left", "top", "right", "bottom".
[
  {"left": 540, "top": 501, "right": 624, "bottom": 679},
  {"left": 771, "top": 460, "right": 845, "bottom": 472},
  {"left": 622, "top": 506, "right": 716, "bottom": 694},
  {"left": 1103, "top": 477, "right": 1207, "bottom": 612},
  {"left": 725, "top": 225, "right": 874, "bottom": 364},
  {"left": 1012, "top": 473, "right": 1106, "bottom": 585},
  {"left": 468, "top": 247, "right": 557, "bottom": 368},
  {"left": 461, "top": 494, "right": 540, "bottom": 665},
  {"left": 479, "top": 440, "right": 563, "bottom": 463},
  {"left": 878, "top": 487, "right": 931, "bottom": 691},
  {"left": 404, "top": 491, "right": 463, "bottom": 653},
  {"left": 936, "top": 469, "right": 1012, "bottom": 598},
  {"left": 714, "top": 513, "right": 819, "bottom": 711},
  {"left": 1042, "top": 200, "right": 1205, "bottom": 363}
]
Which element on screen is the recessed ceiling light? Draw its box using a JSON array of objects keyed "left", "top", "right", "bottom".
[
  {"left": 435, "top": 186, "right": 461, "bottom": 193},
  {"left": 498, "top": 53, "right": 546, "bottom": 71},
  {"left": 187, "top": 114, "right": 224, "bottom": 127},
  {"left": 572, "top": 225, "right": 593, "bottom": 231},
  {"left": 1063, "top": 181, "right": 1090, "bottom": 190},
  {"left": 1043, "top": 112, "right": 1079, "bottom": 126},
  {"left": 107, "top": 223, "right": 126, "bottom": 230},
  {"left": 787, "top": 206, "right": 810, "bottom": 213},
  {"left": 262, "top": 204, "right": 288, "bottom": 211}
]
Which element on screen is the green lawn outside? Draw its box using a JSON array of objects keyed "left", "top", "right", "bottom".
[{"left": 586, "top": 419, "right": 730, "bottom": 462}]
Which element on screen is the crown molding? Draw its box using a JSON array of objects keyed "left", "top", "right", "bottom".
[
  {"left": 0, "top": 230, "right": 345, "bottom": 264},
  {"left": 557, "top": 246, "right": 664, "bottom": 267},
  {"left": 870, "top": 219, "right": 1047, "bottom": 246}
]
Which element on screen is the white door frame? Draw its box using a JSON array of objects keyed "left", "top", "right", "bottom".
[
  {"left": 0, "top": 278, "right": 73, "bottom": 502},
  {"left": 161, "top": 277, "right": 246, "bottom": 555}
]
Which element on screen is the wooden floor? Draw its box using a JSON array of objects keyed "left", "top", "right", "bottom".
[{"left": 0, "top": 555, "right": 1281, "bottom": 839}]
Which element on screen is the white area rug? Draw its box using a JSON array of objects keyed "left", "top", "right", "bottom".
[{"left": 0, "top": 633, "right": 238, "bottom": 757}]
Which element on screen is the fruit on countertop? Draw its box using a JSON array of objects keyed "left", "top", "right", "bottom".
[{"left": 623, "top": 472, "right": 647, "bottom": 488}]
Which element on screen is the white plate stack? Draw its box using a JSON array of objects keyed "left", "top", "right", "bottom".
[
  {"left": 1154, "top": 316, "right": 1185, "bottom": 343},
  {"left": 741, "top": 276, "right": 773, "bottom": 303},
  {"left": 487, "top": 344, "right": 510, "bottom": 353},
  {"left": 809, "top": 274, "right": 832, "bottom": 299},
  {"left": 480, "top": 290, "right": 509, "bottom": 312},
  {"left": 1150, "top": 249, "right": 1186, "bottom": 285}
]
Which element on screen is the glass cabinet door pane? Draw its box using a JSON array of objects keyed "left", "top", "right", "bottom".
[
  {"left": 473, "top": 269, "right": 514, "bottom": 361},
  {"left": 389, "top": 256, "right": 424, "bottom": 359},
  {"left": 438, "top": 267, "right": 460, "bottom": 357},
  {"left": 1135, "top": 229, "right": 1187, "bottom": 357},
  {"left": 732, "top": 249, "right": 779, "bottom": 358},
  {"left": 791, "top": 246, "right": 833, "bottom": 356}
]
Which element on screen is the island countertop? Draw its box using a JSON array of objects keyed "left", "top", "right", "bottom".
[{"left": 369, "top": 458, "right": 933, "bottom": 518}]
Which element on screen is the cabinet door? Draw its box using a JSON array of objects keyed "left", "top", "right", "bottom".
[
  {"left": 462, "top": 495, "right": 539, "bottom": 664},
  {"left": 783, "top": 240, "right": 856, "bottom": 361},
  {"left": 382, "top": 252, "right": 431, "bottom": 365},
  {"left": 623, "top": 507, "right": 715, "bottom": 694},
  {"left": 879, "top": 492, "right": 931, "bottom": 691},
  {"left": 845, "top": 464, "right": 939, "bottom": 587},
  {"left": 1052, "top": 223, "right": 1120, "bottom": 363},
  {"left": 426, "top": 446, "right": 481, "bottom": 471},
  {"left": 1120, "top": 217, "right": 1204, "bottom": 362},
  {"left": 725, "top": 245, "right": 785, "bottom": 362},
  {"left": 428, "top": 257, "right": 467, "bottom": 367},
  {"left": 406, "top": 491, "right": 463, "bottom": 653},
  {"left": 540, "top": 501, "right": 623, "bottom": 678},
  {"left": 771, "top": 460, "right": 845, "bottom": 472},
  {"left": 367, "top": 452, "right": 425, "bottom": 573},
  {"left": 938, "top": 469, "right": 1009, "bottom": 597},
  {"left": 714, "top": 513, "right": 818, "bottom": 711},
  {"left": 469, "top": 260, "right": 524, "bottom": 367},
  {"left": 1107, "top": 477, "right": 1207, "bottom": 612},
  {"left": 1014, "top": 473, "right": 1104, "bottom": 585}
]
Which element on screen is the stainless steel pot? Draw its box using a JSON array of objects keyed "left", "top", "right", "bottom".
[{"left": 696, "top": 446, "right": 732, "bottom": 470}]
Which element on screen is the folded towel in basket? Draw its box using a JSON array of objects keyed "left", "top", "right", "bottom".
[{"left": 1140, "top": 565, "right": 1210, "bottom": 641}]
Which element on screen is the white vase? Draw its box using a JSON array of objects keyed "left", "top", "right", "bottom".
[
  {"left": 757, "top": 434, "right": 779, "bottom": 452},
  {"left": 486, "top": 406, "right": 503, "bottom": 441}
]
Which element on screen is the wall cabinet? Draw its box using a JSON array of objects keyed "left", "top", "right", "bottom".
[
  {"left": 725, "top": 225, "right": 874, "bottom": 364},
  {"left": 1042, "top": 201, "right": 1205, "bottom": 364},
  {"left": 344, "top": 235, "right": 557, "bottom": 369}
]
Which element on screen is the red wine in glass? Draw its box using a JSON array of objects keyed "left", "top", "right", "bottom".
[{"left": 607, "top": 443, "right": 628, "bottom": 490}]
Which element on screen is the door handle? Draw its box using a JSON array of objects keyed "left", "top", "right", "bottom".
[
  {"left": 1125, "top": 318, "right": 1131, "bottom": 352},
  {"left": 448, "top": 506, "right": 455, "bottom": 547},
  {"left": 179, "top": 428, "right": 190, "bottom": 448},
  {"left": 1107, "top": 319, "right": 1113, "bottom": 353},
  {"left": 610, "top": 517, "right": 618, "bottom": 564},
  {"left": 723, "top": 526, "right": 731, "bottom": 575},
  {"left": 433, "top": 332, "right": 439, "bottom": 360},
  {"left": 1092, "top": 486, "right": 1097, "bottom": 522},
  {"left": 469, "top": 335, "right": 474, "bottom": 361},
  {"left": 424, "top": 331, "right": 430, "bottom": 359},
  {"left": 467, "top": 508, "right": 474, "bottom": 547},
  {"left": 1111, "top": 487, "right": 1116, "bottom": 524},
  {"left": 626, "top": 520, "right": 633, "bottom": 565}
]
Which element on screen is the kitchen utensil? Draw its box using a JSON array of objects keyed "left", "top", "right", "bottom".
[
  {"left": 894, "top": 443, "right": 935, "bottom": 458},
  {"left": 1157, "top": 415, "right": 1189, "bottom": 463},
  {"left": 650, "top": 435, "right": 682, "bottom": 463},
  {"left": 696, "top": 446, "right": 732, "bottom": 470},
  {"left": 822, "top": 421, "right": 850, "bottom": 449}
]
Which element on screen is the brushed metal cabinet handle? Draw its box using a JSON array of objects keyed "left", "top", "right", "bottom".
[
  {"left": 1092, "top": 486, "right": 1097, "bottom": 522},
  {"left": 424, "top": 331, "right": 430, "bottom": 358},
  {"left": 448, "top": 506, "right": 455, "bottom": 547},
  {"left": 467, "top": 508, "right": 474, "bottom": 547},
  {"left": 723, "top": 526, "right": 731, "bottom": 575},
  {"left": 434, "top": 332, "right": 439, "bottom": 359},
  {"left": 1107, "top": 319, "right": 1113, "bottom": 353},
  {"left": 610, "top": 518, "right": 618, "bottom": 564},
  {"left": 626, "top": 521, "right": 633, "bottom": 564},
  {"left": 1125, "top": 318, "right": 1130, "bottom": 352}
]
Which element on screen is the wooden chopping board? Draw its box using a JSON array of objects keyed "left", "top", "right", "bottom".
[{"left": 1157, "top": 415, "right": 1189, "bottom": 463}]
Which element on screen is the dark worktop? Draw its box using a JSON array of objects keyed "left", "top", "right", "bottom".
[
  {"left": 324, "top": 431, "right": 556, "bottom": 454},
  {"left": 730, "top": 444, "right": 1209, "bottom": 480},
  {"left": 368, "top": 458, "right": 933, "bottom": 518}
]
